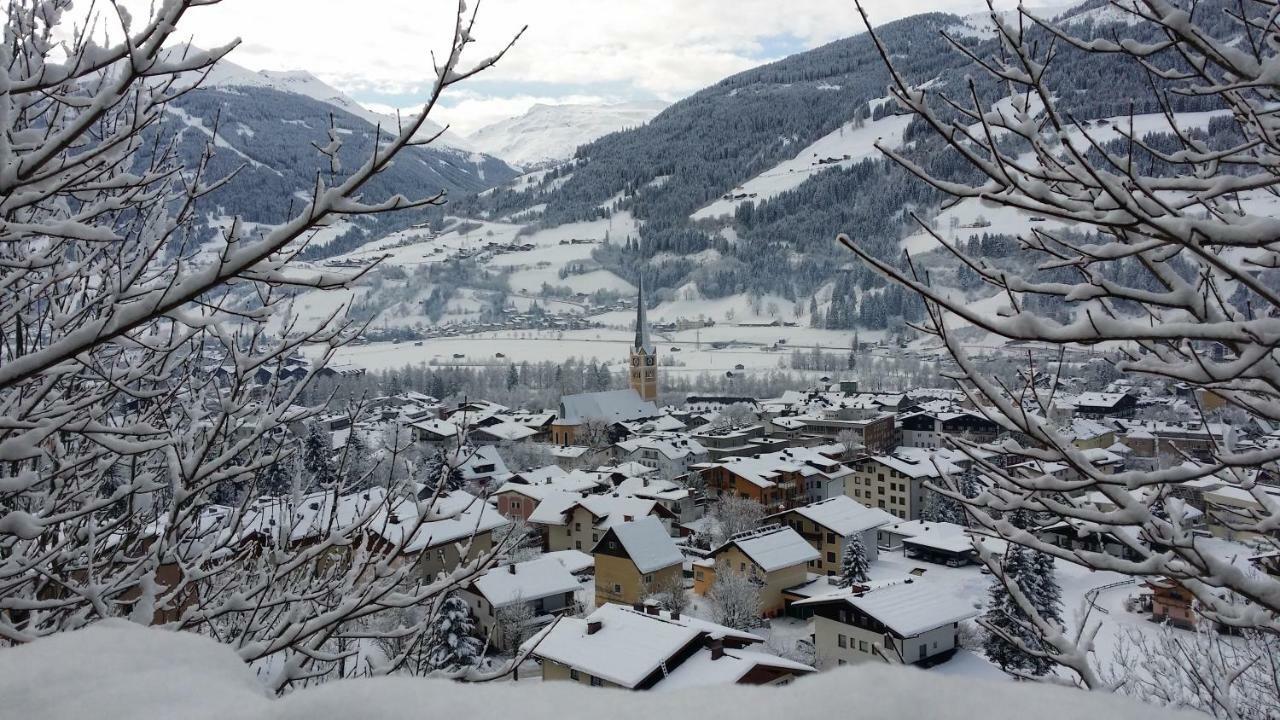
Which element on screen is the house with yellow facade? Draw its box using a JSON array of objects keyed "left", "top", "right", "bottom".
[
  {"left": 592, "top": 516, "right": 684, "bottom": 608},
  {"left": 768, "top": 496, "right": 896, "bottom": 576},
  {"left": 693, "top": 524, "right": 817, "bottom": 617}
]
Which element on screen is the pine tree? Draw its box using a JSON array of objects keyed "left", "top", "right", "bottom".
[
  {"left": 343, "top": 430, "right": 371, "bottom": 489},
  {"left": 838, "top": 534, "right": 871, "bottom": 587},
  {"left": 259, "top": 444, "right": 298, "bottom": 496},
  {"left": 506, "top": 364, "right": 519, "bottom": 391},
  {"left": 421, "top": 593, "right": 482, "bottom": 672},
  {"left": 302, "top": 422, "right": 337, "bottom": 490},
  {"left": 421, "top": 444, "right": 471, "bottom": 494},
  {"left": 1027, "top": 550, "right": 1063, "bottom": 630},
  {"left": 983, "top": 543, "right": 1052, "bottom": 676}
]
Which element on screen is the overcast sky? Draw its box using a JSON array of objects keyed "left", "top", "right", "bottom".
[{"left": 158, "top": 0, "right": 1026, "bottom": 135}]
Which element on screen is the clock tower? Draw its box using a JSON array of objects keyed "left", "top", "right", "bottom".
[{"left": 629, "top": 279, "right": 658, "bottom": 402}]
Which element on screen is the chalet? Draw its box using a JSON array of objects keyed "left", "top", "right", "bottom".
[
  {"left": 899, "top": 411, "right": 1000, "bottom": 450},
  {"left": 693, "top": 447, "right": 850, "bottom": 512},
  {"left": 614, "top": 434, "right": 710, "bottom": 479},
  {"left": 592, "top": 517, "right": 684, "bottom": 607},
  {"left": 530, "top": 603, "right": 812, "bottom": 690},
  {"left": 768, "top": 496, "right": 895, "bottom": 576},
  {"left": 463, "top": 556, "right": 582, "bottom": 651},
  {"left": 1071, "top": 391, "right": 1137, "bottom": 419},
  {"left": 693, "top": 525, "right": 818, "bottom": 617},
  {"left": 409, "top": 418, "right": 460, "bottom": 446},
  {"left": 797, "top": 580, "right": 976, "bottom": 667},
  {"left": 1145, "top": 577, "right": 1197, "bottom": 629},
  {"left": 530, "top": 493, "right": 677, "bottom": 553}
]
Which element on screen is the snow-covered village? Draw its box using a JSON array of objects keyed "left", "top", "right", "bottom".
[{"left": 2, "top": 1, "right": 1279, "bottom": 719}]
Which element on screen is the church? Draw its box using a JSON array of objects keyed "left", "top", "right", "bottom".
[
  {"left": 548, "top": 284, "right": 660, "bottom": 446},
  {"left": 628, "top": 280, "right": 658, "bottom": 402}
]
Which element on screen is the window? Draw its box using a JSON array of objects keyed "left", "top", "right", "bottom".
[
  {"left": 740, "top": 562, "right": 746, "bottom": 572},
  {"left": 590, "top": 675, "right": 603, "bottom": 687},
  {"left": 859, "top": 640, "right": 868, "bottom": 652},
  {"left": 574, "top": 522, "right": 582, "bottom": 532},
  {"left": 826, "top": 552, "right": 835, "bottom": 563},
  {"left": 643, "top": 574, "right": 654, "bottom": 583},
  {"left": 826, "top": 532, "right": 835, "bottom": 544},
  {"left": 570, "top": 669, "right": 580, "bottom": 681},
  {"left": 575, "top": 541, "right": 581, "bottom": 550},
  {"left": 612, "top": 583, "right": 621, "bottom": 594},
  {"left": 838, "top": 634, "right": 847, "bottom": 648}
]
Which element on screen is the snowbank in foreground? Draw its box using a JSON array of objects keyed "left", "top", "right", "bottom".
[{"left": 1, "top": 621, "right": 1201, "bottom": 720}]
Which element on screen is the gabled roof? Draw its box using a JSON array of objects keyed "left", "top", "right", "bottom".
[
  {"left": 559, "top": 389, "right": 660, "bottom": 424},
  {"left": 716, "top": 525, "right": 818, "bottom": 572},
  {"left": 471, "top": 556, "right": 582, "bottom": 608},
  {"left": 652, "top": 648, "right": 813, "bottom": 691},
  {"left": 774, "top": 496, "right": 896, "bottom": 536},
  {"left": 528, "top": 604, "right": 769, "bottom": 689},
  {"left": 597, "top": 516, "right": 683, "bottom": 573},
  {"left": 797, "top": 580, "right": 977, "bottom": 637}
]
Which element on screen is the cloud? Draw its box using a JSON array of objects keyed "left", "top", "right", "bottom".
[{"left": 106, "top": 0, "right": 1026, "bottom": 132}]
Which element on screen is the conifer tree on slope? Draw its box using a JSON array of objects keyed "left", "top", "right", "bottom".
[
  {"left": 838, "top": 534, "right": 871, "bottom": 588},
  {"left": 983, "top": 543, "right": 1040, "bottom": 674},
  {"left": 303, "top": 421, "right": 339, "bottom": 490},
  {"left": 422, "top": 593, "right": 483, "bottom": 673}
]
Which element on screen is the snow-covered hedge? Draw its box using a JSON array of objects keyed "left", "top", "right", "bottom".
[{"left": 1, "top": 621, "right": 1203, "bottom": 720}]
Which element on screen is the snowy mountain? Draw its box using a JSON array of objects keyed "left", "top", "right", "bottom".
[
  {"left": 200, "top": 58, "right": 474, "bottom": 150},
  {"left": 467, "top": 101, "right": 668, "bottom": 169},
  {"left": 156, "top": 57, "right": 519, "bottom": 250}
]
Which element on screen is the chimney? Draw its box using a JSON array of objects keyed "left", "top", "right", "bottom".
[
  {"left": 587, "top": 620, "right": 602, "bottom": 635},
  {"left": 707, "top": 637, "right": 724, "bottom": 660},
  {"left": 508, "top": 563, "right": 517, "bottom": 574}
]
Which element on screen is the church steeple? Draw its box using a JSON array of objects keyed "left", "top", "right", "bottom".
[
  {"left": 629, "top": 278, "right": 658, "bottom": 401},
  {"left": 634, "top": 276, "right": 654, "bottom": 354}
]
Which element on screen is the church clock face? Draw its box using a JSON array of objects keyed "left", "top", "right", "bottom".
[
  {"left": 644, "top": 356, "right": 655, "bottom": 366},
  {"left": 631, "top": 356, "right": 640, "bottom": 366}
]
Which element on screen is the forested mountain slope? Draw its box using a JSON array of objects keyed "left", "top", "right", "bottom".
[
  {"left": 159, "top": 73, "right": 518, "bottom": 246},
  {"left": 455, "top": 0, "right": 1232, "bottom": 329}
]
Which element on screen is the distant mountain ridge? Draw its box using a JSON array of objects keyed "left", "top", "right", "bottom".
[
  {"left": 157, "top": 54, "right": 518, "bottom": 248},
  {"left": 466, "top": 101, "right": 668, "bottom": 169}
]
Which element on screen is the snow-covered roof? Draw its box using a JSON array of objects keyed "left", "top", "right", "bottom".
[
  {"left": 400, "top": 491, "right": 509, "bottom": 552},
  {"left": 718, "top": 525, "right": 818, "bottom": 572},
  {"left": 866, "top": 447, "right": 964, "bottom": 479},
  {"left": 652, "top": 648, "right": 813, "bottom": 691},
  {"left": 559, "top": 389, "right": 659, "bottom": 424},
  {"left": 530, "top": 605, "right": 701, "bottom": 687},
  {"left": 408, "top": 418, "right": 458, "bottom": 438},
  {"left": 472, "top": 421, "right": 538, "bottom": 442},
  {"left": 777, "top": 496, "right": 896, "bottom": 536},
  {"left": 1073, "top": 391, "right": 1131, "bottom": 408},
  {"left": 528, "top": 604, "right": 765, "bottom": 689},
  {"left": 615, "top": 434, "right": 708, "bottom": 461},
  {"left": 471, "top": 556, "right": 582, "bottom": 608},
  {"left": 543, "top": 549, "right": 595, "bottom": 574},
  {"left": 798, "top": 580, "right": 977, "bottom": 637},
  {"left": 602, "top": 516, "right": 683, "bottom": 573}
]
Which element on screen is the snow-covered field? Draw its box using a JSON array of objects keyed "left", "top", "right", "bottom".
[{"left": 314, "top": 326, "right": 877, "bottom": 375}]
